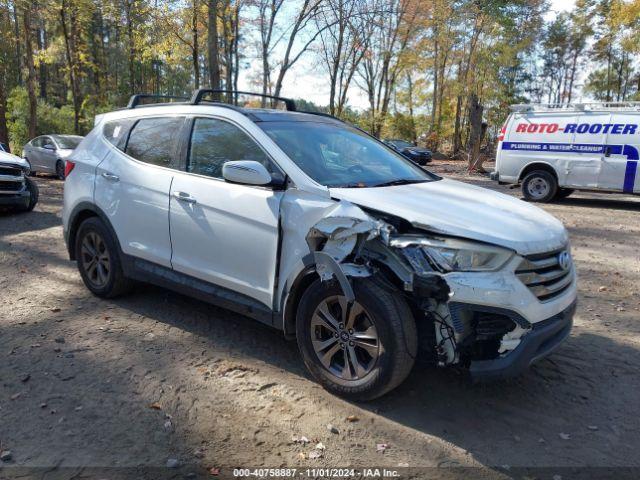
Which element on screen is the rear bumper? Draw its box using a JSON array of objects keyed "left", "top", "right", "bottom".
[
  {"left": 0, "top": 191, "right": 30, "bottom": 208},
  {"left": 469, "top": 300, "right": 576, "bottom": 381}
]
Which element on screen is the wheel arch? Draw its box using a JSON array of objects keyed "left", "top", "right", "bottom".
[
  {"left": 67, "top": 202, "right": 122, "bottom": 261},
  {"left": 518, "top": 162, "right": 559, "bottom": 182}
]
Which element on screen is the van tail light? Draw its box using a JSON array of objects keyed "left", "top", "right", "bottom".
[
  {"left": 497, "top": 125, "right": 506, "bottom": 142},
  {"left": 64, "top": 160, "right": 76, "bottom": 178}
]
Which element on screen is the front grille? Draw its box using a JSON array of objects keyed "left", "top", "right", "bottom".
[
  {"left": 0, "top": 166, "right": 22, "bottom": 176},
  {"left": 0, "top": 180, "right": 24, "bottom": 192},
  {"left": 516, "top": 248, "right": 573, "bottom": 302}
]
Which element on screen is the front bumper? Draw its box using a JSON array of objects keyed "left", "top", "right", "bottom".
[
  {"left": 0, "top": 191, "right": 30, "bottom": 208},
  {"left": 469, "top": 300, "right": 576, "bottom": 381}
]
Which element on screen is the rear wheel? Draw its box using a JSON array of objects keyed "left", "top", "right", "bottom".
[
  {"left": 296, "top": 278, "right": 417, "bottom": 401},
  {"left": 56, "top": 159, "right": 65, "bottom": 180},
  {"left": 75, "top": 217, "right": 133, "bottom": 298},
  {"left": 522, "top": 170, "right": 557, "bottom": 203}
]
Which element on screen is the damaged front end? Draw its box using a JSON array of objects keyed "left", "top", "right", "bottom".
[{"left": 303, "top": 204, "right": 532, "bottom": 373}]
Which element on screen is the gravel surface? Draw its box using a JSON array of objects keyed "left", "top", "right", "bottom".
[{"left": 1, "top": 165, "right": 639, "bottom": 478}]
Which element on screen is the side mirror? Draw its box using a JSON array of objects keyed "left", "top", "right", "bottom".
[
  {"left": 222, "top": 160, "right": 274, "bottom": 186},
  {"left": 43, "top": 144, "right": 55, "bottom": 150}
]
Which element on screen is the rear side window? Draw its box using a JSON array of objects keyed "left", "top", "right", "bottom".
[
  {"left": 103, "top": 118, "right": 135, "bottom": 150},
  {"left": 32, "top": 137, "right": 42, "bottom": 147},
  {"left": 125, "top": 117, "right": 185, "bottom": 168},
  {"left": 188, "top": 117, "right": 275, "bottom": 179}
]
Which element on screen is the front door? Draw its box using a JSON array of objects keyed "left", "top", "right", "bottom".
[
  {"left": 169, "top": 116, "right": 283, "bottom": 309},
  {"left": 563, "top": 113, "right": 611, "bottom": 189},
  {"left": 598, "top": 114, "right": 640, "bottom": 193}
]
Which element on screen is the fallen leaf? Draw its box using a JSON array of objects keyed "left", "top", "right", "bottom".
[
  {"left": 376, "top": 443, "right": 389, "bottom": 453},
  {"left": 149, "top": 402, "right": 162, "bottom": 410},
  {"left": 315, "top": 442, "right": 325, "bottom": 450},
  {"left": 346, "top": 415, "right": 360, "bottom": 422},
  {"left": 559, "top": 433, "right": 571, "bottom": 440}
]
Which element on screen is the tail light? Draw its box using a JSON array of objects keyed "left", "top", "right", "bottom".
[
  {"left": 64, "top": 160, "right": 76, "bottom": 178},
  {"left": 497, "top": 125, "right": 506, "bottom": 142}
]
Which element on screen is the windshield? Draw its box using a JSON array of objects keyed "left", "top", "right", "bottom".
[
  {"left": 258, "top": 121, "right": 436, "bottom": 188},
  {"left": 389, "top": 140, "right": 414, "bottom": 149},
  {"left": 54, "top": 135, "right": 83, "bottom": 149}
]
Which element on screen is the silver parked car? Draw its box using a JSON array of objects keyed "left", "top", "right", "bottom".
[{"left": 23, "top": 134, "right": 84, "bottom": 179}]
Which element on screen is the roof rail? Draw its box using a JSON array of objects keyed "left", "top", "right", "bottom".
[
  {"left": 511, "top": 101, "right": 640, "bottom": 113},
  {"left": 190, "top": 89, "right": 297, "bottom": 111},
  {"left": 126, "top": 94, "right": 189, "bottom": 109}
]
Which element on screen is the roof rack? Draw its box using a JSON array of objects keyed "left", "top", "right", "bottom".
[
  {"left": 190, "top": 89, "right": 297, "bottom": 111},
  {"left": 511, "top": 101, "right": 640, "bottom": 113},
  {"left": 126, "top": 94, "right": 189, "bottom": 109}
]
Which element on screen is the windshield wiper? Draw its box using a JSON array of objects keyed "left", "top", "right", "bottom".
[{"left": 371, "top": 179, "right": 426, "bottom": 188}]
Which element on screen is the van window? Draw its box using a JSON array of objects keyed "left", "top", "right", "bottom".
[
  {"left": 125, "top": 117, "right": 185, "bottom": 167},
  {"left": 188, "top": 117, "right": 276, "bottom": 179},
  {"left": 104, "top": 119, "right": 136, "bottom": 150}
]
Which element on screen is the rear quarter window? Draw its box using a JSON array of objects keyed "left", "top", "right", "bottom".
[{"left": 103, "top": 118, "right": 136, "bottom": 150}]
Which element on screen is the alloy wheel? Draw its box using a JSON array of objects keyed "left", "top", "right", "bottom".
[
  {"left": 310, "top": 295, "right": 380, "bottom": 381},
  {"left": 80, "top": 231, "right": 111, "bottom": 288}
]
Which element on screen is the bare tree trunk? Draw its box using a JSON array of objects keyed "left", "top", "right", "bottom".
[
  {"left": 125, "top": 0, "right": 135, "bottom": 95},
  {"left": 60, "top": 1, "right": 81, "bottom": 133},
  {"left": 467, "top": 93, "right": 484, "bottom": 172},
  {"left": 22, "top": 7, "right": 37, "bottom": 138},
  {"left": 13, "top": 3, "right": 22, "bottom": 85},
  {"left": 192, "top": 0, "right": 200, "bottom": 88},
  {"left": 0, "top": 74, "right": 9, "bottom": 150}
]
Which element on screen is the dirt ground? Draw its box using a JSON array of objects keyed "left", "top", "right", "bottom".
[{"left": 1, "top": 161, "right": 639, "bottom": 479}]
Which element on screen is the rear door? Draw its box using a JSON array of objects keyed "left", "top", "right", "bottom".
[
  {"left": 95, "top": 115, "right": 186, "bottom": 268},
  {"left": 598, "top": 112, "right": 640, "bottom": 193},
  {"left": 168, "top": 116, "right": 283, "bottom": 309}
]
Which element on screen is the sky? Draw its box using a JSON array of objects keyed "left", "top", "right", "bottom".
[{"left": 239, "top": 0, "right": 578, "bottom": 110}]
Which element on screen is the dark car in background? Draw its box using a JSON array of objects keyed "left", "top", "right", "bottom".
[
  {"left": 22, "top": 134, "right": 84, "bottom": 180},
  {"left": 383, "top": 139, "right": 432, "bottom": 165}
]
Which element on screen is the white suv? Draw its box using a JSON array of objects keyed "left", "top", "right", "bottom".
[{"left": 63, "top": 90, "right": 577, "bottom": 400}]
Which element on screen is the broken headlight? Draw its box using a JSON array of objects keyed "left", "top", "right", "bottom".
[{"left": 392, "top": 236, "right": 513, "bottom": 272}]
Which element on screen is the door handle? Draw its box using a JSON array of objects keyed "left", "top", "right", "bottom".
[
  {"left": 173, "top": 191, "right": 197, "bottom": 204},
  {"left": 101, "top": 172, "right": 120, "bottom": 182}
]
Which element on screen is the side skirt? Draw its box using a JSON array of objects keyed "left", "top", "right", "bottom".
[{"left": 121, "top": 255, "right": 277, "bottom": 328}]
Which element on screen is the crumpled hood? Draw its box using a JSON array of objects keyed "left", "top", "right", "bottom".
[
  {"left": 0, "top": 151, "right": 28, "bottom": 169},
  {"left": 330, "top": 178, "right": 569, "bottom": 255}
]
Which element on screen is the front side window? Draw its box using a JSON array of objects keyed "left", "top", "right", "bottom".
[
  {"left": 42, "top": 137, "right": 55, "bottom": 149},
  {"left": 188, "top": 117, "right": 275, "bottom": 179},
  {"left": 258, "top": 121, "right": 436, "bottom": 188},
  {"left": 125, "top": 117, "right": 184, "bottom": 167},
  {"left": 31, "top": 137, "right": 42, "bottom": 148}
]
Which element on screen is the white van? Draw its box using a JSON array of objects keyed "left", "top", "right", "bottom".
[{"left": 492, "top": 102, "right": 640, "bottom": 202}]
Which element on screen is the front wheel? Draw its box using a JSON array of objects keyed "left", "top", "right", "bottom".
[
  {"left": 296, "top": 278, "right": 417, "bottom": 401},
  {"left": 21, "top": 177, "right": 39, "bottom": 212},
  {"left": 522, "top": 170, "right": 558, "bottom": 203}
]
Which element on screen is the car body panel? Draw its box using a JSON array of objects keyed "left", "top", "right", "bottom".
[{"left": 330, "top": 178, "right": 568, "bottom": 256}]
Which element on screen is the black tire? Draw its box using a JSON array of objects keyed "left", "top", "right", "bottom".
[
  {"left": 296, "top": 278, "right": 417, "bottom": 401},
  {"left": 555, "top": 188, "right": 574, "bottom": 200},
  {"left": 56, "top": 159, "right": 65, "bottom": 180},
  {"left": 521, "top": 170, "right": 557, "bottom": 203},
  {"left": 22, "top": 177, "right": 39, "bottom": 212},
  {"left": 75, "top": 217, "right": 133, "bottom": 298},
  {"left": 25, "top": 158, "right": 36, "bottom": 176}
]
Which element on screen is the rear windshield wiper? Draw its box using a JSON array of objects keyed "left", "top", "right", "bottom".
[{"left": 371, "top": 179, "right": 426, "bottom": 188}]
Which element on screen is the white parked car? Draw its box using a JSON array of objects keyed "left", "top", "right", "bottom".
[
  {"left": 492, "top": 102, "right": 640, "bottom": 202},
  {"left": 62, "top": 90, "right": 577, "bottom": 400},
  {"left": 23, "top": 134, "right": 84, "bottom": 179},
  {"left": 0, "top": 150, "right": 38, "bottom": 212}
]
